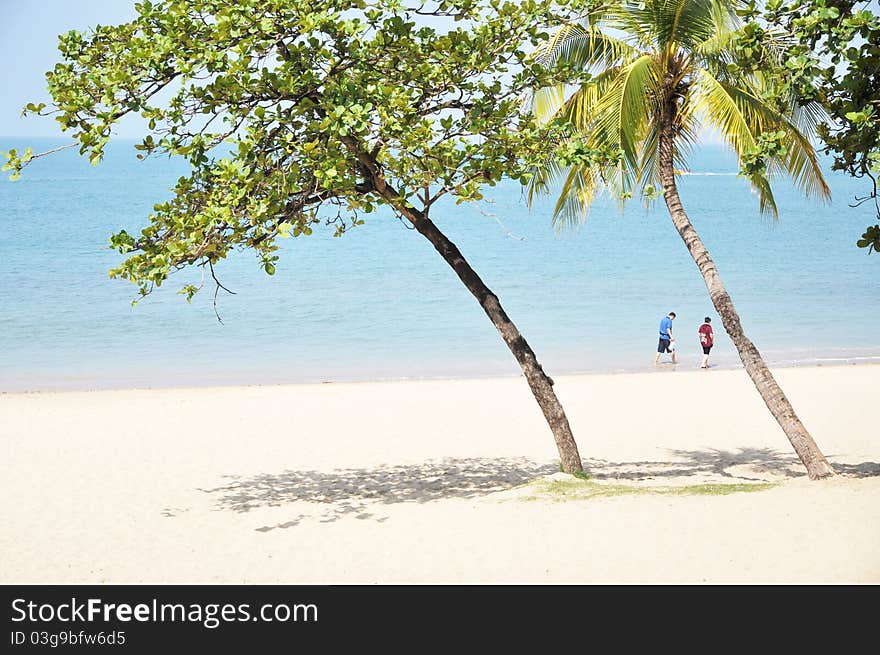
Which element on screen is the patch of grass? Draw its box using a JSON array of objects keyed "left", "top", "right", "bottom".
[
  {"left": 521, "top": 477, "right": 776, "bottom": 502},
  {"left": 661, "top": 483, "right": 776, "bottom": 496}
]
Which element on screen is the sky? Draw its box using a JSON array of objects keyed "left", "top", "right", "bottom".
[
  {"left": 0, "top": 0, "right": 736, "bottom": 142},
  {"left": 1, "top": 0, "right": 139, "bottom": 137}
]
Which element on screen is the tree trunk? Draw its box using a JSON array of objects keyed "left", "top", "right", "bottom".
[
  {"left": 341, "top": 138, "right": 583, "bottom": 473},
  {"left": 402, "top": 209, "right": 584, "bottom": 473},
  {"left": 658, "top": 100, "right": 834, "bottom": 480}
]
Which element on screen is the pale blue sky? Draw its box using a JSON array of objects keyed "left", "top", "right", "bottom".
[
  {"left": 1, "top": 0, "right": 138, "bottom": 137},
  {"left": 0, "top": 1, "right": 732, "bottom": 143}
]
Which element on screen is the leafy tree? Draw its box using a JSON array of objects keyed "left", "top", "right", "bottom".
[
  {"left": 743, "top": 0, "right": 880, "bottom": 253},
  {"left": 3, "top": 0, "right": 592, "bottom": 472},
  {"left": 530, "top": 0, "right": 835, "bottom": 479}
]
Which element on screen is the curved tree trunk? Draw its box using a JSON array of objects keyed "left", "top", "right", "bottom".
[
  {"left": 340, "top": 137, "right": 583, "bottom": 473},
  {"left": 404, "top": 211, "right": 584, "bottom": 474},
  {"left": 658, "top": 104, "right": 834, "bottom": 480}
]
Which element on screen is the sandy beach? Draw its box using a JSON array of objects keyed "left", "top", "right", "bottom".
[{"left": 1, "top": 363, "right": 878, "bottom": 584}]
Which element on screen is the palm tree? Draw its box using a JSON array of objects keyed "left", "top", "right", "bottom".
[{"left": 530, "top": 0, "right": 835, "bottom": 479}]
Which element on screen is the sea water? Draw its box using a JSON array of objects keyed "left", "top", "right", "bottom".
[{"left": 1, "top": 138, "right": 877, "bottom": 391}]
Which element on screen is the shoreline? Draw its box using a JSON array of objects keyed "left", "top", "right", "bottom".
[{"left": 3, "top": 356, "right": 879, "bottom": 396}]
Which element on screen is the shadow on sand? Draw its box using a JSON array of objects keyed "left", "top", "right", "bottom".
[
  {"left": 195, "top": 450, "right": 880, "bottom": 531},
  {"left": 588, "top": 447, "right": 880, "bottom": 482}
]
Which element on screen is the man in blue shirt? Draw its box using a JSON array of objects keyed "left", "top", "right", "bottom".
[{"left": 654, "top": 312, "right": 677, "bottom": 364}]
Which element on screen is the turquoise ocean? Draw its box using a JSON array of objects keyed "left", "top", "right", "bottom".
[{"left": 1, "top": 137, "right": 878, "bottom": 391}]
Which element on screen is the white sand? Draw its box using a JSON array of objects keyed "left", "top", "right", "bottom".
[{"left": 1, "top": 364, "right": 878, "bottom": 583}]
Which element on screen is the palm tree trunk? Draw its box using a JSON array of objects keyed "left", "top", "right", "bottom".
[
  {"left": 658, "top": 109, "right": 834, "bottom": 479},
  {"left": 341, "top": 137, "right": 583, "bottom": 473}
]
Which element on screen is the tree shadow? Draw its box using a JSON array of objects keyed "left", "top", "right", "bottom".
[
  {"left": 588, "top": 447, "right": 799, "bottom": 482},
  {"left": 197, "top": 457, "right": 560, "bottom": 530},
  {"left": 195, "top": 451, "right": 880, "bottom": 531},
  {"left": 588, "top": 448, "right": 880, "bottom": 482}
]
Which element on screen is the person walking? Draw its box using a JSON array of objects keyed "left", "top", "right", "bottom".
[
  {"left": 654, "top": 312, "right": 676, "bottom": 364},
  {"left": 699, "top": 316, "right": 714, "bottom": 368}
]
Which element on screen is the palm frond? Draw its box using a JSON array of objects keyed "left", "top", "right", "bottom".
[
  {"left": 638, "top": 118, "right": 663, "bottom": 191},
  {"left": 747, "top": 167, "right": 779, "bottom": 217},
  {"left": 691, "top": 68, "right": 779, "bottom": 213},
  {"left": 664, "top": 0, "right": 718, "bottom": 53},
  {"left": 552, "top": 164, "right": 601, "bottom": 229},
  {"left": 590, "top": 53, "right": 662, "bottom": 192},
  {"left": 719, "top": 78, "right": 830, "bottom": 200},
  {"left": 696, "top": 26, "right": 791, "bottom": 82},
  {"left": 637, "top": 104, "right": 698, "bottom": 196},
  {"left": 627, "top": 0, "right": 728, "bottom": 58},
  {"left": 606, "top": 2, "right": 660, "bottom": 52},
  {"left": 526, "top": 156, "right": 565, "bottom": 208},
  {"left": 530, "top": 0, "right": 827, "bottom": 222},
  {"left": 536, "top": 22, "right": 639, "bottom": 72},
  {"left": 781, "top": 90, "right": 830, "bottom": 139},
  {"left": 693, "top": 69, "right": 760, "bottom": 154},
  {"left": 532, "top": 83, "right": 565, "bottom": 124},
  {"left": 559, "top": 66, "right": 623, "bottom": 129}
]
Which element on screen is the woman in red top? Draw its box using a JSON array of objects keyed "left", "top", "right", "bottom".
[{"left": 698, "top": 317, "right": 714, "bottom": 369}]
